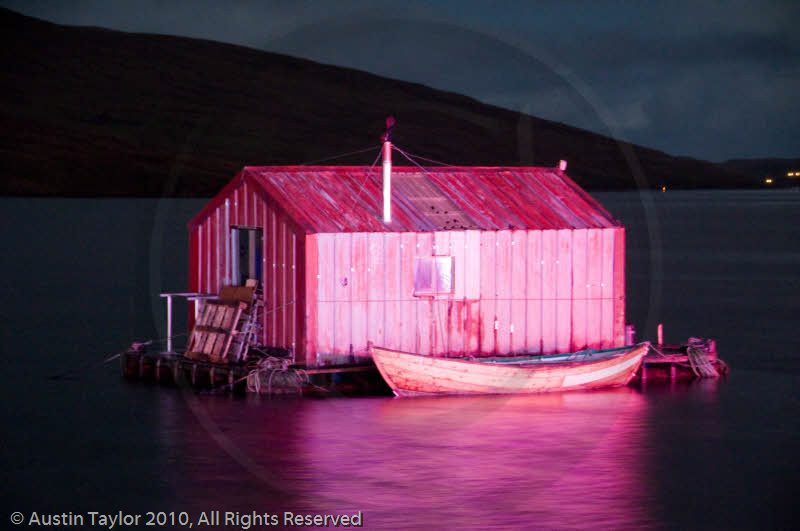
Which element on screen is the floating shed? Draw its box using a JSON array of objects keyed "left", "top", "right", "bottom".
[{"left": 187, "top": 160, "right": 625, "bottom": 367}]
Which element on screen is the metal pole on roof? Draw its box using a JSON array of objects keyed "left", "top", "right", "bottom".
[{"left": 382, "top": 116, "right": 395, "bottom": 223}]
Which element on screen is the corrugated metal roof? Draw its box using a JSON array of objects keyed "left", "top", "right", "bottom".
[{"left": 190, "top": 166, "right": 621, "bottom": 233}]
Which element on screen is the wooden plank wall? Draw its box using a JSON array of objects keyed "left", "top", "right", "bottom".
[
  {"left": 307, "top": 227, "right": 625, "bottom": 364},
  {"left": 189, "top": 180, "right": 305, "bottom": 362}
]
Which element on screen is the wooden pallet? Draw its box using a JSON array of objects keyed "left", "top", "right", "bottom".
[
  {"left": 185, "top": 282, "right": 262, "bottom": 364},
  {"left": 186, "top": 300, "right": 247, "bottom": 363}
]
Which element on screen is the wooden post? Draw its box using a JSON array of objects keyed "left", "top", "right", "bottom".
[
  {"left": 166, "top": 294, "right": 173, "bottom": 352},
  {"left": 625, "top": 325, "right": 635, "bottom": 346}
]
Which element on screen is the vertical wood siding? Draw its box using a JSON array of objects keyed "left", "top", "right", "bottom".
[
  {"left": 188, "top": 180, "right": 305, "bottom": 362},
  {"left": 188, "top": 227, "right": 199, "bottom": 329},
  {"left": 571, "top": 228, "right": 588, "bottom": 351},
  {"left": 307, "top": 227, "right": 625, "bottom": 364}
]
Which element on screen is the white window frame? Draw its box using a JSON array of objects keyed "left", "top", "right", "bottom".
[{"left": 413, "top": 256, "right": 453, "bottom": 297}]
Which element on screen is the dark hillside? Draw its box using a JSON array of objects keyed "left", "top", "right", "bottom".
[{"left": 0, "top": 8, "right": 755, "bottom": 196}]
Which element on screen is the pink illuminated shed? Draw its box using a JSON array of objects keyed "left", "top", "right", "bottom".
[{"left": 188, "top": 164, "right": 625, "bottom": 367}]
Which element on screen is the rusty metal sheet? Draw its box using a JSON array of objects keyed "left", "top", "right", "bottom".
[
  {"left": 525, "top": 230, "right": 542, "bottom": 354},
  {"left": 587, "top": 228, "right": 604, "bottom": 349},
  {"left": 383, "top": 232, "right": 401, "bottom": 351},
  {"left": 541, "top": 230, "right": 557, "bottom": 354},
  {"left": 189, "top": 166, "right": 620, "bottom": 234},
  {"left": 431, "top": 231, "right": 450, "bottom": 357},
  {"left": 502, "top": 170, "right": 578, "bottom": 228},
  {"left": 416, "top": 233, "right": 433, "bottom": 355},
  {"left": 495, "top": 230, "right": 512, "bottom": 355},
  {"left": 601, "top": 228, "right": 616, "bottom": 349},
  {"left": 399, "top": 232, "right": 417, "bottom": 353},
  {"left": 316, "top": 234, "right": 335, "bottom": 357},
  {"left": 572, "top": 229, "right": 589, "bottom": 351},
  {"left": 510, "top": 230, "right": 527, "bottom": 354},
  {"left": 367, "top": 232, "right": 386, "bottom": 350},
  {"left": 210, "top": 210, "right": 218, "bottom": 294},
  {"left": 555, "top": 229, "right": 573, "bottom": 353},
  {"left": 613, "top": 227, "right": 626, "bottom": 347},
  {"left": 351, "top": 232, "right": 368, "bottom": 352},
  {"left": 304, "top": 235, "right": 318, "bottom": 365},
  {"left": 534, "top": 170, "right": 598, "bottom": 228},
  {"left": 479, "top": 231, "right": 496, "bottom": 356}
]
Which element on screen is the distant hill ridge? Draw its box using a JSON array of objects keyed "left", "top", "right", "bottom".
[
  {"left": 720, "top": 158, "right": 800, "bottom": 183},
  {"left": 0, "top": 8, "right": 758, "bottom": 196}
]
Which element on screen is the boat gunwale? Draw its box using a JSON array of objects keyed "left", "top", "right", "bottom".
[
  {"left": 478, "top": 343, "right": 647, "bottom": 364},
  {"left": 369, "top": 342, "right": 650, "bottom": 369}
]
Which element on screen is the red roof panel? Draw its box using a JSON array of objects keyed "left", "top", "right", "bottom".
[{"left": 190, "top": 166, "right": 621, "bottom": 233}]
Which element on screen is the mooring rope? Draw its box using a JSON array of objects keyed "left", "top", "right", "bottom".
[
  {"left": 197, "top": 355, "right": 331, "bottom": 396},
  {"left": 49, "top": 341, "right": 152, "bottom": 380},
  {"left": 687, "top": 338, "right": 720, "bottom": 378},
  {"left": 648, "top": 339, "right": 719, "bottom": 377}
]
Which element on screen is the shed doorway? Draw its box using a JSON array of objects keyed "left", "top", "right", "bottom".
[{"left": 231, "top": 227, "right": 262, "bottom": 287}]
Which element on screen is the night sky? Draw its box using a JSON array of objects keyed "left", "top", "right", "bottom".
[{"left": 4, "top": 0, "right": 798, "bottom": 162}]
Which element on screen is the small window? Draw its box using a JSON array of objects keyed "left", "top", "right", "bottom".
[{"left": 414, "top": 256, "right": 453, "bottom": 296}]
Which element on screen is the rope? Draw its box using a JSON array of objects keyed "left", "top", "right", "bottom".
[
  {"left": 253, "top": 357, "right": 308, "bottom": 396},
  {"left": 392, "top": 144, "right": 434, "bottom": 175},
  {"left": 347, "top": 148, "right": 383, "bottom": 215},
  {"left": 392, "top": 145, "right": 455, "bottom": 167},
  {"left": 648, "top": 339, "right": 720, "bottom": 377},
  {"left": 647, "top": 343, "right": 670, "bottom": 357},
  {"left": 149, "top": 333, "right": 189, "bottom": 345},
  {"left": 49, "top": 342, "right": 150, "bottom": 380},
  {"left": 687, "top": 338, "right": 719, "bottom": 378},
  {"left": 263, "top": 299, "right": 296, "bottom": 315},
  {"left": 300, "top": 145, "right": 381, "bottom": 165}
]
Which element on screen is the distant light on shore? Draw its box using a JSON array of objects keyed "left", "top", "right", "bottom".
[{"left": 765, "top": 178, "right": 774, "bottom": 184}]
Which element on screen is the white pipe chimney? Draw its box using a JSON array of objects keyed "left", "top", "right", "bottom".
[
  {"left": 382, "top": 116, "right": 395, "bottom": 223},
  {"left": 382, "top": 140, "right": 391, "bottom": 223}
]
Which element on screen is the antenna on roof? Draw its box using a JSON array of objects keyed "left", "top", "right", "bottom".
[{"left": 382, "top": 116, "right": 395, "bottom": 223}]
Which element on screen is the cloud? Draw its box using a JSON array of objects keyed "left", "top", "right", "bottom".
[{"left": 2, "top": 0, "right": 797, "bottom": 159}]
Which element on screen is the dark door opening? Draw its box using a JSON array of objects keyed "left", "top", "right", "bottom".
[{"left": 231, "top": 227, "right": 263, "bottom": 287}]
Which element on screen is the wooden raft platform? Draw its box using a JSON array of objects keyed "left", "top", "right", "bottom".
[
  {"left": 120, "top": 348, "right": 384, "bottom": 396},
  {"left": 121, "top": 342, "right": 727, "bottom": 395},
  {"left": 121, "top": 350, "right": 253, "bottom": 393},
  {"left": 634, "top": 342, "right": 728, "bottom": 385}
]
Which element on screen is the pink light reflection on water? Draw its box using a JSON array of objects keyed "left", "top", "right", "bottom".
[
  {"left": 293, "top": 388, "right": 658, "bottom": 529},
  {"left": 156, "top": 386, "right": 687, "bottom": 529}
]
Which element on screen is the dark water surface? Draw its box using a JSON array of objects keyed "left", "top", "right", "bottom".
[{"left": 2, "top": 191, "right": 798, "bottom": 529}]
